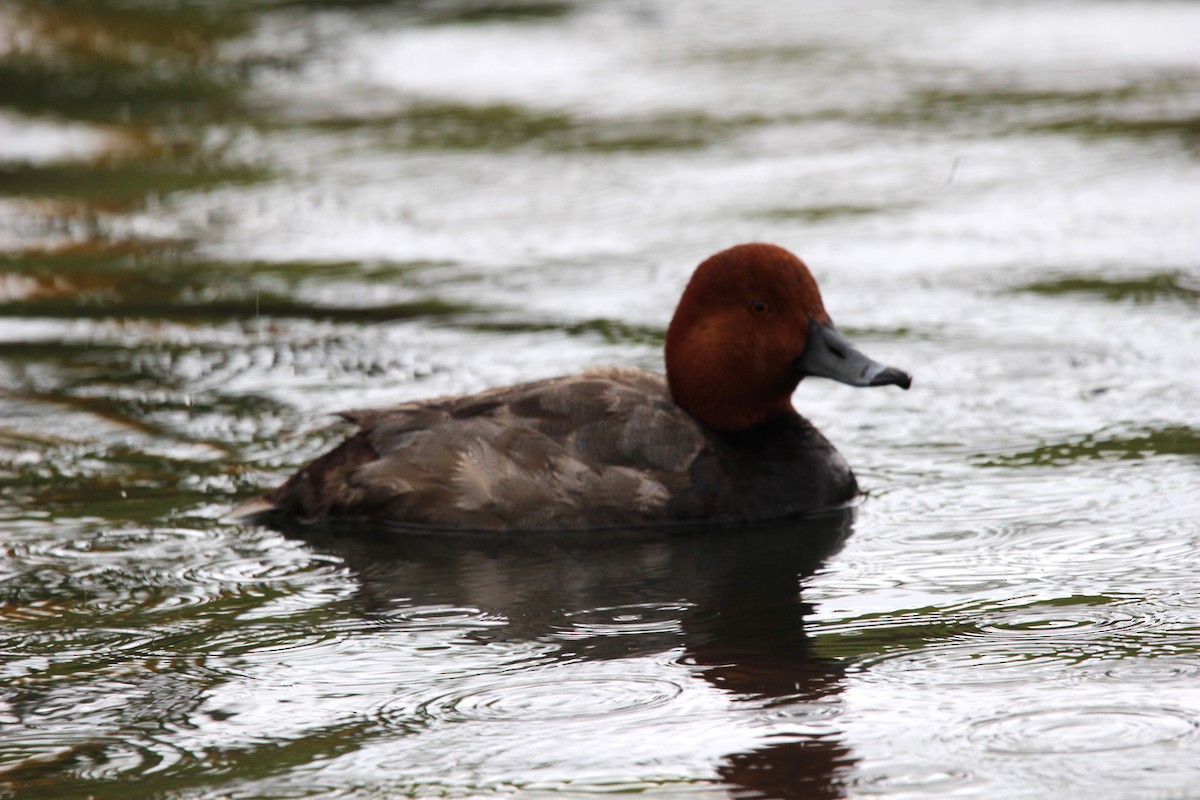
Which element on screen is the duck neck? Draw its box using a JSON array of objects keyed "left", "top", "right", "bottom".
[{"left": 665, "top": 342, "right": 800, "bottom": 432}]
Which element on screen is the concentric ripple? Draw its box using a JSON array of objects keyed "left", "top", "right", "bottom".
[
  {"left": 420, "top": 676, "right": 683, "bottom": 723},
  {"left": 852, "top": 763, "right": 975, "bottom": 796},
  {"left": 3, "top": 526, "right": 341, "bottom": 622},
  {"left": 976, "top": 601, "right": 1146, "bottom": 638},
  {"left": 850, "top": 641, "right": 1098, "bottom": 688},
  {"left": 968, "top": 706, "right": 1198, "bottom": 755},
  {"left": 759, "top": 700, "right": 844, "bottom": 725},
  {"left": 0, "top": 729, "right": 190, "bottom": 786},
  {"left": 841, "top": 592, "right": 1188, "bottom": 689},
  {"left": 555, "top": 602, "right": 694, "bottom": 638},
  {"left": 1089, "top": 658, "right": 1200, "bottom": 683},
  {"left": 378, "top": 604, "right": 508, "bottom": 631}
]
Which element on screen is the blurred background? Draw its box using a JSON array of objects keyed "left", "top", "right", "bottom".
[{"left": 1, "top": 1, "right": 1199, "bottom": 797}]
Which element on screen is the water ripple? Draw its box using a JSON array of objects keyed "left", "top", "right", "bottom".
[
  {"left": 759, "top": 700, "right": 843, "bottom": 725},
  {"left": 554, "top": 602, "right": 694, "bottom": 638},
  {"left": 375, "top": 604, "right": 509, "bottom": 631},
  {"left": 831, "top": 590, "right": 1200, "bottom": 689},
  {"left": 851, "top": 763, "right": 976, "bottom": 796},
  {"left": 975, "top": 601, "right": 1146, "bottom": 638},
  {"left": 968, "top": 706, "right": 1199, "bottom": 755},
  {"left": 0, "top": 725, "right": 193, "bottom": 787},
  {"left": 419, "top": 676, "right": 683, "bottom": 723},
  {"left": 1089, "top": 658, "right": 1200, "bottom": 683},
  {"left": 3, "top": 526, "right": 342, "bottom": 621},
  {"left": 0, "top": 626, "right": 163, "bottom": 660},
  {"left": 851, "top": 642, "right": 1095, "bottom": 688}
]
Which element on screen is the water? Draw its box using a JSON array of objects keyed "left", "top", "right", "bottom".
[{"left": 2, "top": 0, "right": 1199, "bottom": 796}]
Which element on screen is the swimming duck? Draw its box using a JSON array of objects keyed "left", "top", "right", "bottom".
[{"left": 233, "top": 243, "right": 910, "bottom": 530}]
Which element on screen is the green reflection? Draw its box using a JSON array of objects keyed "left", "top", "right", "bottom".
[
  {"left": 420, "top": 0, "right": 575, "bottom": 24},
  {"left": 753, "top": 204, "right": 894, "bottom": 223},
  {"left": 1, "top": 1, "right": 252, "bottom": 124},
  {"left": 0, "top": 0, "right": 270, "bottom": 250},
  {"left": 1010, "top": 272, "right": 1200, "bottom": 305},
  {"left": 303, "top": 101, "right": 756, "bottom": 152},
  {"left": 0, "top": 54, "right": 241, "bottom": 124},
  {"left": 0, "top": 160, "right": 267, "bottom": 208},
  {"left": 1032, "top": 113, "right": 1200, "bottom": 142},
  {"left": 0, "top": 292, "right": 477, "bottom": 323},
  {"left": 810, "top": 612, "right": 980, "bottom": 660},
  {"left": 0, "top": 245, "right": 480, "bottom": 322},
  {"left": 471, "top": 316, "right": 664, "bottom": 346},
  {"left": 975, "top": 425, "right": 1200, "bottom": 468},
  {"left": 867, "top": 79, "right": 1199, "bottom": 144}
]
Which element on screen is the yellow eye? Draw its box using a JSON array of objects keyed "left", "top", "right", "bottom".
[{"left": 749, "top": 299, "right": 769, "bottom": 316}]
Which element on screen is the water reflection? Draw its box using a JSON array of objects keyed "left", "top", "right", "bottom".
[
  {"left": 4, "top": 0, "right": 1199, "bottom": 795},
  {"left": 280, "top": 511, "right": 857, "bottom": 798}
]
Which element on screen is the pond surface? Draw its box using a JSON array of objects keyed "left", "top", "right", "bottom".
[{"left": 2, "top": 0, "right": 1199, "bottom": 797}]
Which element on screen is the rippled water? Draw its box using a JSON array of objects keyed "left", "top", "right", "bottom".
[{"left": 2, "top": 0, "right": 1199, "bottom": 797}]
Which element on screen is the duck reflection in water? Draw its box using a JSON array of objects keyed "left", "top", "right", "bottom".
[{"left": 274, "top": 510, "right": 857, "bottom": 799}]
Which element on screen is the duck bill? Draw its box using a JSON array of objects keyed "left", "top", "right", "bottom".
[{"left": 796, "top": 319, "right": 912, "bottom": 390}]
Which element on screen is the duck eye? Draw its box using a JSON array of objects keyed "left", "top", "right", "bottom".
[{"left": 749, "top": 299, "right": 769, "bottom": 316}]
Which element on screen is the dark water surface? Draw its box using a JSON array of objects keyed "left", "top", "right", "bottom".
[{"left": 2, "top": 0, "right": 1199, "bottom": 797}]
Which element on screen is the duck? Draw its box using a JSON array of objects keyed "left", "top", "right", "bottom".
[{"left": 231, "top": 243, "right": 911, "bottom": 531}]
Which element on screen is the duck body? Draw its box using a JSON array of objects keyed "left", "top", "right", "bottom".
[
  {"left": 240, "top": 243, "right": 910, "bottom": 531},
  {"left": 261, "top": 366, "right": 857, "bottom": 530}
]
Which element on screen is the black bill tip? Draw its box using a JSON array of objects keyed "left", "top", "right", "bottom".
[{"left": 869, "top": 366, "right": 912, "bottom": 390}]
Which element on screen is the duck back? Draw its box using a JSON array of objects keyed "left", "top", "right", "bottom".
[{"left": 260, "top": 366, "right": 857, "bottom": 531}]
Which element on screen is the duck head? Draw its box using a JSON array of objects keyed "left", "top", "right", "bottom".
[{"left": 665, "top": 243, "right": 911, "bottom": 433}]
